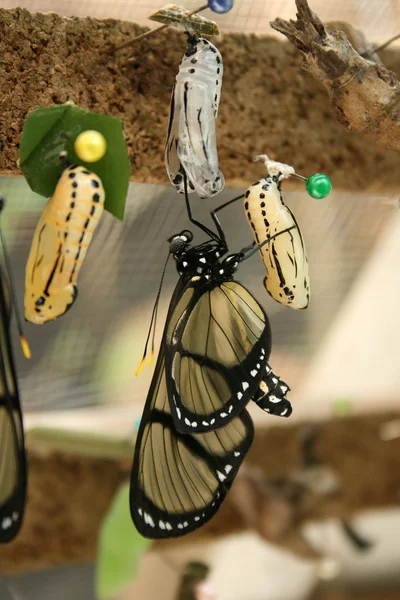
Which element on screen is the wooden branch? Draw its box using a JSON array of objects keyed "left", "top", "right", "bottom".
[
  {"left": 327, "top": 21, "right": 383, "bottom": 64},
  {"left": 2, "top": 8, "right": 400, "bottom": 192},
  {"left": 270, "top": 0, "right": 400, "bottom": 153}
]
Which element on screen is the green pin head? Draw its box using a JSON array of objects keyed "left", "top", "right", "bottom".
[{"left": 306, "top": 173, "right": 332, "bottom": 199}]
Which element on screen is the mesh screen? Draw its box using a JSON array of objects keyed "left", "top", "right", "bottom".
[{"left": 0, "top": 177, "right": 395, "bottom": 416}]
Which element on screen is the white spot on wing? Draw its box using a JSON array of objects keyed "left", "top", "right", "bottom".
[
  {"left": 250, "top": 369, "right": 257, "bottom": 377},
  {"left": 269, "top": 395, "right": 281, "bottom": 403},
  {"left": 224, "top": 464, "right": 233, "bottom": 474},
  {"left": 217, "top": 471, "right": 226, "bottom": 482},
  {"left": 2, "top": 517, "right": 12, "bottom": 530},
  {"left": 237, "top": 392, "right": 243, "bottom": 400},
  {"left": 242, "top": 382, "right": 249, "bottom": 391},
  {"left": 176, "top": 408, "right": 181, "bottom": 419},
  {"left": 144, "top": 513, "right": 155, "bottom": 527}
]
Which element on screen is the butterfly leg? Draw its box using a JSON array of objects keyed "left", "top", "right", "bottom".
[{"left": 253, "top": 363, "right": 292, "bottom": 418}]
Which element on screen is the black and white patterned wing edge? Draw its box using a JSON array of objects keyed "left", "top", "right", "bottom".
[{"left": 165, "top": 280, "right": 272, "bottom": 434}]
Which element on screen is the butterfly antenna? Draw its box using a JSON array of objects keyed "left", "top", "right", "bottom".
[
  {"left": 0, "top": 195, "right": 31, "bottom": 359},
  {"left": 135, "top": 251, "right": 171, "bottom": 376}
]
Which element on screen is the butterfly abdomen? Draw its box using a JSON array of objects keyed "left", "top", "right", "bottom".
[
  {"left": 24, "top": 165, "right": 105, "bottom": 324},
  {"left": 244, "top": 178, "right": 310, "bottom": 309}
]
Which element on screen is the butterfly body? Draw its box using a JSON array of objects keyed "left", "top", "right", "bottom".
[
  {"left": 166, "top": 36, "right": 224, "bottom": 198},
  {"left": 25, "top": 164, "right": 105, "bottom": 324},
  {"left": 244, "top": 176, "right": 310, "bottom": 309},
  {"left": 0, "top": 272, "right": 26, "bottom": 543}
]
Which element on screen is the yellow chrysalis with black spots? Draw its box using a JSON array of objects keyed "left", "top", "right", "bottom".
[
  {"left": 244, "top": 176, "right": 310, "bottom": 310},
  {"left": 25, "top": 164, "right": 105, "bottom": 324}
]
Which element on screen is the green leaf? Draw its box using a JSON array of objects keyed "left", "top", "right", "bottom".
[
  {"left": 96, "top": 481, "right": 151, "bottom": 599},
  {"left": 19, "top": 102, "right": 130, "bottom": 220}
]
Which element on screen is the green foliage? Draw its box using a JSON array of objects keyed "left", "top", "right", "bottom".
[
  {"left": 96, "top": 481, "right": 151, "bottom": 599},
  {"left": 333, "top": 397, "right": 353, "bottom": 417},
  {"left": 19, "top": 102, "right": 130, "bottom": 220}
]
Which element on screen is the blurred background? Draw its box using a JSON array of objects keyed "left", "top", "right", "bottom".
[
  {"left": 0, "top": 0, "right": 400, "bottom": 599},
  {"left": 1, "top": 0, "right": 400, "bottom": 44}
]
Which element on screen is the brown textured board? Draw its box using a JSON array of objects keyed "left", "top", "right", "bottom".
[
  {"left": 1, "top": 413, "right": 400, "bottom": 574},
  {"left": 0, "top": 452, "right": 125, "bottom": 575},
  {"left": 1, "top": 7, "right": 400, "bottom": 193}
]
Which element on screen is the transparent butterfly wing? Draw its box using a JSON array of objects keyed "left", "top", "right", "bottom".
[
  {"left": 130, "top": 282, "right": 254, "bottom": 539},
  {"left": 165, "top": 279, "right": 272, "bottom": 434},
  {"left": 0, "top": 272, "right": 26, "bottom": 543}
]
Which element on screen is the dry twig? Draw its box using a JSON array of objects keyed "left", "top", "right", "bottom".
[{"left": 271, "top": 0, "right": 400, "bottom": 152}]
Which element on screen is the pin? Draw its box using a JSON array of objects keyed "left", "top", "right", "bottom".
[
  {"left": 254, "top": 154, "right": 332, "bottom": 199},
  {"left": 113, "top": 1, "right": 233, "bottom": 52}
]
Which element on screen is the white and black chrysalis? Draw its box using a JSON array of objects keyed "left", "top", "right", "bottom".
[
  {"left": 166, "top": 35, "right": 225, "bottom": 198},
  {"left": 244, "top": 176, "right": 310, "bottom": 309}
]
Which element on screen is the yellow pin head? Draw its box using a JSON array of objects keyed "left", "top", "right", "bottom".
[{"left": 74, "top": 130, "right": 107, "bottom": 163}]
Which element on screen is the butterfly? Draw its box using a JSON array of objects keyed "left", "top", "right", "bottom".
[
  {"left": 25, "top": 160, "right": 105, "bottom": 324},
  {"left": 0, "top": 194, "right": 28, "bottom": 543},
  {"left": 0, "top": 270, "right": 26, "bottom": 543},
  {"left": 166, "top": 34, "right": 225, "bottom": 199},
  {"left": 130, "top": 228, "right": 292, "bottom": 539}
]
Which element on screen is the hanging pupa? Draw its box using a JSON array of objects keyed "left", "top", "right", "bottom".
[
  {"left": 166, "top": 33, "right": 225, "bottom": 198},
  {"left": 25, "top": 157, "right": 105, "bottom": 324},
  {"left": 244, "top": 156, "right": 311, "bottom": 309}
]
